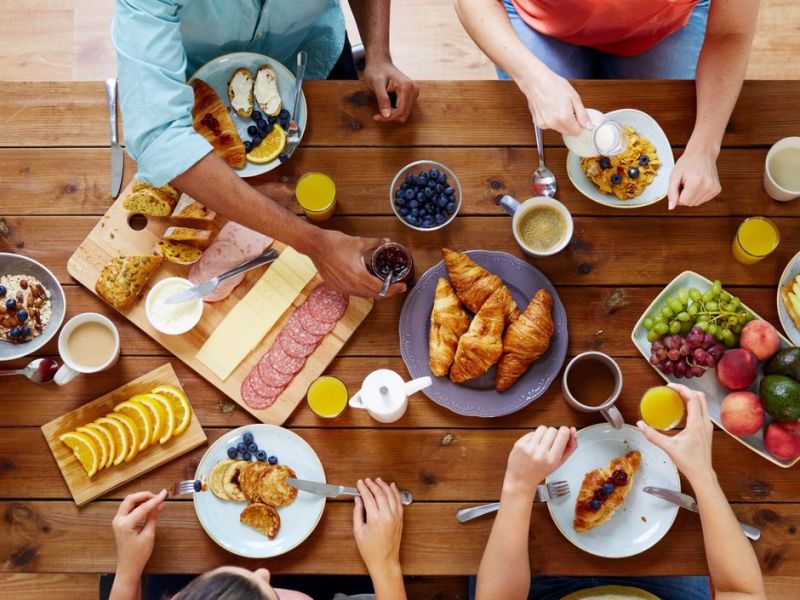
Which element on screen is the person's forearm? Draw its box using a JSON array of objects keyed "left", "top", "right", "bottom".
[
  {"left": 369, "top": 562, "right": 407, "bottom": 600},
  {"left": 109, "top": 567, "right": 141, "bottom": 600},
  {"left": 475, "top": 487, "right": 534, "bottom": 600},
  {"left": 691, "top": 471, "right": 764, "bottom": 597},
  {"left": 349, "top": 0, "right": 391, "bottom": 61},
  {"left": 171, "top": 153, "right": 319, "bottom": 256}
]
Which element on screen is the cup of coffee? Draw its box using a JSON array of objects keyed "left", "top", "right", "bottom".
[
  {"left": 562, "top": 351, "right": 624, "bottom": 429},
  {"left": 764, "top": 137, "right": 800, "bottom": 202},
  {"left": 497, "top": 195, "right": 573, "bottom": 257},
  {"left": 54, "top": 313, "right": 120, "bottom": 385}
]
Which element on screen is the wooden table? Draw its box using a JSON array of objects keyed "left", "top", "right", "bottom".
[{"left": 1, "top": 80, "right": 799, "bottom": 598}]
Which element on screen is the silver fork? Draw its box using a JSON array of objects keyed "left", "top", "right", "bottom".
[
  {"left": 456, "top": 480, "right": 570, "bottom": 523},
  {"left": 168, "top": 479, "right": 204, "bottom": 498},
  {"left": 283, "top": 50, "right": 307, "bottom": 160}
]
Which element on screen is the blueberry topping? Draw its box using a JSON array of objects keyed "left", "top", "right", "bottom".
[
  {"left": 610, "top": 469, "right": 628, "bottom": 486},
  {"left": 267, "top": 455, "right": 278, "bottom": 465},
  {"left": 242, "top": 452, "right": 252, "bottom": 461},
  {"left": 593, "top": 487, "right": 608, "bottom": 501},
  {"left": 610, "top": 173, "right": 622, "bottom": 185},
  {"left": 0, "top": 286, "right": 5, "bottom": 297},
  {"left": 639, "top": 154, "right": 650, "bottom": 166},
  {"left": 589, "top": 499, "right": 602, "bottom": 511},
  {"left": 227, "top": 446, "right": 238, "bottom": 459},
  {"left": 20, "top": 326, "right": 31, "bottom": 338},
  {"left": 193, "top": 479, "right": 202, "bottom": 493},
  {"left": 5, "top": 298, "right": 16, "bottom": 311},
  {"left": 247, "top": 443, "right": 258, "bottom": 453},
  {"left": 599, "top": 157, "right": 612, "bottom": 169},
  {"left": 627, "top": 167, "right": 640, "bottom": 179},
  {"left": 9, "top": 326, "right": 20, "bottom": 338},
  {"left": 256, "top": 450, "right": 267, "bottom": 462},
  {"left": 17, "top": 309, "right": 28, "bottom": 323},
  {"left": 244, "top": 141, "right": 253, "bottom": 153},
  {"left": 602, "top": 482, "right": 615, "bottom": 495},
  {"left": 236, "top": 442, "right": 247, "bottom": 453}
]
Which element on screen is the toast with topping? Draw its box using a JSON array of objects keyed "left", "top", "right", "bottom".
[
  {"left": 254, "top": 65, "right": 281, "bottom": 117},
  {"left": 782, "top": 274, "right": 800, "bottom": 330},
  {"left": 227, "top": 68, "right": 254, "bottom": 118}
]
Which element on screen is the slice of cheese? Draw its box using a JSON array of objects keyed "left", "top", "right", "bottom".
[{"left": 195, "top": 247, "right": 317, "bottom": 380}]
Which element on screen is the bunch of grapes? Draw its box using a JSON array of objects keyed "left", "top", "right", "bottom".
[
  {"left": 643, "top": 280, "right": 754, "bottom": 347},
  {"left": 649, "top": 326, "right": 726, "bottom": 379}
]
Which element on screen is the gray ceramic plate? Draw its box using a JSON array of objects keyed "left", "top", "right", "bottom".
[
  {"left": 399, "top": 250, "right": 568, "bottom": 417},
  {"left": 0, "top": 253, "right": 66, "bottom": 361}
]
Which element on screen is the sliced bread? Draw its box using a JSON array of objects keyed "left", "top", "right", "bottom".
[
  {"left": 95, "top": 255, "right": 163, "bottom": 310},
  {"left": 162, "top": 226, "right": 214, "bottom": 249},
  {"left": 254, "top": 65, "right": 281, "bottom": 117},
  {"left": 155, "top": 240, "right": 203, "bottom": 265},
  {"left": 170, "top": 195, "right": 216, "bottom": 222},
  {"left": 227, "top": 68, "right": 254, "bottom": 118}
]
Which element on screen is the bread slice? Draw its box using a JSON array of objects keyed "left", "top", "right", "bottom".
[
  {"left": 258, "top": 464, "right": 298, "bottom": 507},
  {"left": 155, "top": 240, "right": 203, "bottom": 266},
  {"left": 228, "top": 68, "right": 254, "bottom": 118},
  {"left": 170, "top": 195, "right": 216, "bottom": 222},
  {"left": 781, "top": 274, "right": 800, "bottom": 330},
  {"left": 240, "top": 502, "right": 280, "bottom": 538},
  {"left": 254, "top": 65, "right": 281, "bottom": 117},
  {"left": 162, "top": 226, "right": 213, "bottom": 249},
  {"left": 122, "top": 188, "right": 177, "bottom": 218},
  {"left": 133, "top": 180, "right": 180, "bottom": 203},
  {"left": 95, "top": 255, "right": 163, "bottom": 310}
]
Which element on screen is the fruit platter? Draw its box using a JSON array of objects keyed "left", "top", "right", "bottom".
[{"left": 632, "top": 271, "right": 800, "bottom": 468}]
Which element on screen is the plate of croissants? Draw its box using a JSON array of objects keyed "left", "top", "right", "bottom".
[{"left": 399, "top": 248, "right": 568, "bottom": 417}]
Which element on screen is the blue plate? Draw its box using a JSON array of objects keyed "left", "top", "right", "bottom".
[
  {"left": 190, "top": 52, "right": 308, "bottom": 178},
  {"left": 399, "top": 250, "right": 568, "bottom": 418}
]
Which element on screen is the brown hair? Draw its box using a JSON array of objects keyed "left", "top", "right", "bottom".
[{"left": 170, "top": 571, "right": 267, "bottom": 600}]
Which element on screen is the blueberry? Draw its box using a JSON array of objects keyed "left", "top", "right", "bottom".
[
  {"left": 433, "top": 183, "right": 442, "bottom": 194},
  {"left": 227, "top": 446, "right": 238, "bottom": 459},
  {"left": 244, "top": 141, "right": 253, "bottom": 153},
  {"left": 426, "top": 179, "right": 436, "bottom": 190},
  {"left": 20, "top": 326, "right": 31, "bottom": 338},
  {"left": 602, "top": 482, "right": 615, "bottom": 495},
  {"left": 242, "top": 452, "right": 252, "bottom": 461},
  {"left": 627, "top": 167, "right": 640, "bottom": 179},
  {"left": 424, "top": 187, "right": 434, "bottom": 198},
  {"left": 247, "top": 125, "right": 258, "bottom": 136},
  {"left": 429, "top": 167, "right": 440, "bottom": 179},
  {"left": 248, "top": 443, "right": 258, "bottom": 453},
  {"left": 257, "top": 118, "right": 268, "bottom": 130},
  {"left": 599, "top": 157, "right": 612, "bottom": 169},
  {"left": 435, "top": 213, "right": 447, "bottom": 225},
  {"left": 252, "top": 110, "right": 263, "bottom": 121},
  {"left": 445, "top": 186, "right": 455, "bottom": 196},
  {"left": 279, "top": 119, "right": 290, "bottom": 129},
  {"left": 416, "top": 175, "right": 428, "bottom": 187},
  {"left": 193, "top": 479, "right": 202, "bottom": 492},
  {"left": 5, "top": 298, "right": 16, "bottom": 311},
  {"left": 267, "top": 114, "right": 278, "bottom": 125},
  {"left": 0, "top": 285, "right": 5, "bottom": 297},
  {"left": 589, "top": 499, "right": 602, "bottom": 511},
  {"left": 422, "top": 218, "right": 433, "bottom": 228},
  {"left": 416, "top": 192, "right": 425, "bottom": 202},
  {"left": 278, "top": 152, "right": 290, "bottom": 163},
  {"left": 405, "top": 215, "right": 417, "bottom": 226},
  {"left": 395, "top": 188, "right": 405, "bottom": 199},
  {"left": 398, "top": 207, "right": 409, "bottom": 217},
  {"left": 16, "top": 309, "right": 28, "bottom": 323},
  {"left": 279, "top": 109, "right": 290, "bottom": 120},
  {"left": 409, "top": 199, "right": 419, "bottom": 210},
  {"left": 411, "top": 208, "right": 420, "bottom": 217},
  {"left": 401, "top": 188, "right": 413, "bottom": 201},
  {"left": 405, "top": 172, "right": 415, "bottom": 185},
  {"left": 236, "top": 442, "right": 247, "bottom": 453},
  {"left": 395, "top": 197, "right": 406, "bottom": 208},
  {"left": 252, "top": 135, "right": 263, "bottom": 147},
  {"left": 242, "top": 432, "right": 254, "bottom": 444},
  {"left": 446, "top": 202, "right": 456, "bottom": 215},
  {"left": 438, "top": 172, "right": 447, "bottom": 184},
  {"left": 610, "top": 173, "right": 622, "bottom": 185},
  {"left": 9, "top": 326, "right": 20, "bottom": 338},
  {"left": 639, "top": 154, "right": 650, "bottom": 166},
  {"left": 437, "top": 197, "right": 447, "bottom": 209},
  {"left": 256, "top": 450, "right": 267, "bottom": 462},
  {"left": 268, "top": 455, "right": 278, "bottom": 465}
]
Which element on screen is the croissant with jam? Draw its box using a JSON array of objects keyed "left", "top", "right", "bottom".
[{"left": 191, "top": 79, "right": 246, "bottom": 169}]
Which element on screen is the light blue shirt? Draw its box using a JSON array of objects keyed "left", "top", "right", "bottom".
[{"left": 112, "top": 0, "right": 345, "bottom": 186}]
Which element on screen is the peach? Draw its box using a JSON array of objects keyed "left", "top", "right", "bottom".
[
  {"left": 720, "top": 391, "right": 764, "bottom": 436},
  {"left": 740, "top": 320, "right": 781, "bottom": 361},
  {"left": 764, "top": 421, "right": 800, "bottom": 460},
  {"left": 716, "top": 348, "right": 759, "bottom": 391}
]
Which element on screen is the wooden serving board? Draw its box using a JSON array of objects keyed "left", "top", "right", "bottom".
[
  {"left": 41, "top": 362, "right": 207, "bottom": 506},
  {"left": 67, "top": 182, "right": 373, "bottom": 424}
]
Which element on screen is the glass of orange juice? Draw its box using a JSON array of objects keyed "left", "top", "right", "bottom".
[
  {"left": 307, "top": 376, "right": 348, "bottom": 418},
  {"left": 640, "top": 386, "right": 685, "bottom": 431},
  {"left": 295, "top": 172, "right": 337, "bottom": 221},
  {"left": 731, "top": 217, "right": 780, "bottom": 265}
]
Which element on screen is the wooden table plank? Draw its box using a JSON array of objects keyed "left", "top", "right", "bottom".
[
  {"left": 1, "top": 81, "right": 799, "bottom": 148},
  {"left": 1, "top": 501, "right": 795, "bottom": 576},
  {"left": 0, "top": 573, "right": 98, "bottom": 599}
]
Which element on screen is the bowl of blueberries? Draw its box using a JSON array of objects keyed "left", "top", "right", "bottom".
[{"left": 390, "top": 160, "right": 461, "bottom": 231}]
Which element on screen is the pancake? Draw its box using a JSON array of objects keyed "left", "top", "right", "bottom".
[
  {"left": 222, "top": 460, "right": 249, "bottom": 502},
  {"left": 209, "top": 459, "right": 235, "bottom": 500},
  {"left": 240, "top": 462, "right": 270, "bottom": 502},
  {"left": 258, "top": 464, "right": 298, "bottom": 507},
  {"left": 240, "top": 502, "right": 280, "bottom": 539}
]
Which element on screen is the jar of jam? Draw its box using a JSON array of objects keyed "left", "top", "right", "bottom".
[{"left": 365, "top": 242, "right": 415, "bottom": 285}]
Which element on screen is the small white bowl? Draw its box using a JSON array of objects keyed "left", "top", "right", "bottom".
[
  {"left": 145, "top": 277, "right": 203, "bottom": 336},
  {"left": 390, "top": 160, "right": 462, "bottom": 231}
]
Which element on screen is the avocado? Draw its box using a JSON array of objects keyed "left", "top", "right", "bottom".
[
  {"left": 760, "top": 375, "right": 800, "bottom": 422},
  {"left": 765, "top": 347, "right": 800, "bottom": 381}
]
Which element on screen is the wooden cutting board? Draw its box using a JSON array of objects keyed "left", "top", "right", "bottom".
[
  {"left": 67, "top": 181, "right": 373, "bottom": 424},
  {"left": 41, "top": 362, "right": 207, "bottom": 506}
]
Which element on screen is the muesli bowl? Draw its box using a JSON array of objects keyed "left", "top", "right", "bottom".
[{"left": 0, "top": 253, "right": 66, "bottom": 361}]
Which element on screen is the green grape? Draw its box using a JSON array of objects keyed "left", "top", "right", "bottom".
[
  {"left": 668, "top": 298, "right": 684, "bottom": 313},
  {"left": 732, "top": 323, "right": 743, "bottom": 334},
  {"left": 647, "top": 329, "right": 660, "bottom": 342},
  {"left": 669, "top": 320, "right": 682, "bottom": 334},
  {"left": 643, "top": 317, "right": 654, "bottom": 330},
  {"left": 695, "top": 321, "right": 708, "bottom": 331},
  {"left": 702, "top": 291, "right": 714, "bottom": 303},
  {"left": 730, "top": 297, "right": 741, "bottom": 309},
  {"left": 676, "top": 311, "right": 691, "bottom": 322},
  {"left": 688, "top": 288, "right": 701, "bottom": 301},
  {"left": 720, "top": 291, "right": 732, "bottom": 303},
  {"left": 678, "top": 288, "right": 689, "bottom": 304},
  {"left": 707, "top": 324, "right": 719, "bottom": 336},
  {"left": 680, "top": 322, "right": 692, "bottom": 335},
  {"left": 688, "top": 304, "right": 698, "bottom": 317},
  {"left": 712, "top": 280, "right": 723, "bottom": 295},
  {"left": 705, "top": 301, "right": 719, "bottom": 311},
  {"left": 661, "top": 306, "right": 674, "bottom": 318},
  {"left": 654, "top": 322, "right": 669, "bottom": 335},
  {"left": 715, "top": 329, "right": 726, "bottom": 342},
  {"left": 724, "top": 302, "right": 737, "bottom": 312},
  {"left": 727, "top": 316, "right": 739, "bottom": 327},
  {"left": 654, "top": 315, "right": 666, "bottom": 324}
]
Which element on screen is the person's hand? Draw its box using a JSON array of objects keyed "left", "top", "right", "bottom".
[
  {"left": 519, "top": 70, "right": 592, "bottom": 136},
  {"left": 503, "top": 426, "right": 577, "bottom": 499},
  {"left": 363, "top": 59, "right": 420, "bottom": 123},
  {"left": 112, "top": 490, "right": 167, "bottom": 580},
  {"left": 308, "top": 231, "right": 405, "bottom": 299},
  {"left": 668, "top": 145, "right": 721, "bottom": 210},
  {"left": 353, "top": 478, "right": 404, "bottom": 579},
  {"left": 637, "top": 383, "right": 715, "bottom": 485}
]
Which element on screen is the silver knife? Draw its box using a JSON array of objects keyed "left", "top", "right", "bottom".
[
  {"left": 286, "top": 477, "right": 414, "bottom": 506},
  {"left": 283, "top": 50, "right": 307, "bottom": 160},
  {"left": 643, "top": 486, "right": 760, "bottom": 541},
  {"left": 105, "top": 78, "right": 123, "bottom": 198},
  {"left": 164, "top": 248, "right": 279, "bottom": 304}
]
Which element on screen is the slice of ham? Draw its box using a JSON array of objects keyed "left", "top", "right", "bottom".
[{"left": 216, "top": 221, "right": 274, "bottom": 258}]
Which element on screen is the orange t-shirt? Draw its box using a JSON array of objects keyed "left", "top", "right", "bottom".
[{"left": 511, "top": 0, "right": 699, "bottom": 56}]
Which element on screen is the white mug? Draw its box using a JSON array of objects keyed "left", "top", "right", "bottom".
[
  {"left": 497, "top": 195, "right": 574, "bottom": 257},
  {"left": 764, "top": 137, "right": 800, "bottom": 202},
  {"left": 54, "top": 313, "right": 120, "bottom": 386}
]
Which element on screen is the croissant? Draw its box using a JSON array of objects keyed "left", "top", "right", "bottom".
[
  {"left": 450, "top": 286, "right": 508, "bottom": 383},
  {"left": 429, "top": 278, "right": 470, "bottom": 377},
  {"left": 191, "top": 79, "right": 246, "bottom": 169},
  {"left": 495, "top": 289, "right": 555, "bottom": 391},
  {"left": 442, "top": 248, "right": 519, "bottom": 324}
]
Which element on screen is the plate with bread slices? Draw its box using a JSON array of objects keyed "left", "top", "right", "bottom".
[
  {"left": 778, "top": 251, "right": 800, "bottom": 345},
  {"left": 399, "top": 249, "right": 568, "bottom": 417},
  {"left": 194, "top": 424, "right": 325, "bottom": 558},
  {"left": 189, "top": 52, "right": 308, "bottom": 178}
]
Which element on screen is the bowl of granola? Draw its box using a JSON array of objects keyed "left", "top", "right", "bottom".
[{"left": 0, "top": 253, "right": 65, "bottom": 361}]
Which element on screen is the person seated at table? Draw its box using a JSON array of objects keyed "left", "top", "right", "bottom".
[
  {"left": 454, "top": 0, "right": 760, "bottom": 210},
  {"left": 473, "top": 385, "right": 766, "bottom": 600},
  {"left": 112, "top": 0, "right": 419, "bottom": 299},
  {"left": 109, "top": 478, "right": 407, "bottom": 600}
]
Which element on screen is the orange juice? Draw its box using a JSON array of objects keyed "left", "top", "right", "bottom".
[
  {"left": 307, "top": 376, "right": 348, "bottom": 418},
  {"left": 640, "top": 386, "right": 685, "bottom": 431},
  {"left": 732, "top": 217, "right": 780, "bottom": 265},
  {"left": 295, "top": 172, "right": 336, "bottom": 221}
]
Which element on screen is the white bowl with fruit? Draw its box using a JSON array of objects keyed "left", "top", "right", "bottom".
[{"left": 632, "top": 271, "right": 799, "bottom": 468}]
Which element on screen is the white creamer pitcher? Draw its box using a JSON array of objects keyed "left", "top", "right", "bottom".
[{"left": 349, "top": 369, "right": 432, "bottom": 423}]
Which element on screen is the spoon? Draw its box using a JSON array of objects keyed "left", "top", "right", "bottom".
[
  {"left": 378, "top": 271, "right": 395, "bottom": 298},
  {"left": 0, "top": 357, "right": 60, "bottom": 383},
  {"left": 531, "top": 125, "right": 557, "bottom": 197}
]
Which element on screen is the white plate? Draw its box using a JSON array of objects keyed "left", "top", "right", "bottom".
[
  {"left": 193, "top": 425, "right": 325, "bottom": 558},
  {"left": 631, "top": 270, "right": 796, "bottom": 468},
  {"left": 566, "top": 109, "right": 675, "bottom": 209},
  {"left": 190, "top": 52, "right": 308, "bottom": 178},
  {"left": 777, "top": 250, "right": 800, "bottom": 345},
  {"left": 546, "top": 423, "right": 679, "bottom": 558}
]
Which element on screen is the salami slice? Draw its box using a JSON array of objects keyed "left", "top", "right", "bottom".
[
  {"left": 241, "top": 375, "right": 279, "bottom": 409},
  {"left": 296, "top": 303, "right": 337, "bottom": 336},
  {"left": 286, "top": 315, "right": 324, "bottom": 346},
  {"left": 248, "top": 360, "right": 286, "bottom": 397},
  {"left": 258, "top": 353, "right": 296, "bottom": 387},
  {"left": 306, "top": 284, "right": 349, "bottom": 323},
  {"left": 267, "top": 343, "right": 306, "bottom": 375},
  {"left": 277, "top": 330, "right": 318, "bottom": 359}
]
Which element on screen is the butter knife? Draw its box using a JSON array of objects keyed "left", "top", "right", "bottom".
[
  {"left": 105, "top": 78, "right": 123, "bottom": 198},
  {"left": 643, "top": 486, "right": 760, "bottom": 541},
  {"left": 283, "top": 50, "right": 307, "bottom": 160},
  {"left": 164, "top": 248, "right": 279, "bottom": 305},
  {"left": 286, "top": 477, "right": 414, "bottom": 506}
]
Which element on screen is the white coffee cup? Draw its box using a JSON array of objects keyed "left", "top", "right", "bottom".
[
  {"left": 54, "top": 313, "right": 120, "bottom": 385},
  {"left": 562, "top": 351, "right": 625, "bottom": 429},
  {"left": 497, "top": 195, "right": 574, "bottom": 257},
  {"left": 764, "top": 137, "right": 800, "bottom": 202}
]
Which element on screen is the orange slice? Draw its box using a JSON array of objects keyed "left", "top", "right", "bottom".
[
  {"left": 151, "top": 384, "right": 192, "bottom": 436},
  {"left": 59, "top": 431, "right": 100, "bottom": 477}
]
